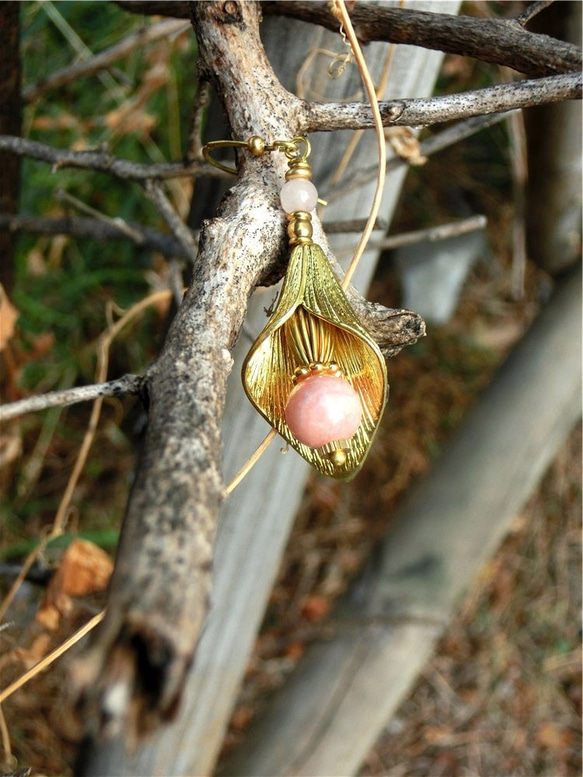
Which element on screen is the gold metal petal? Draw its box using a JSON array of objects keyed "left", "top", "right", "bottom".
[{"left": 242, "top": 243, "right": 388, "bottom": 479}]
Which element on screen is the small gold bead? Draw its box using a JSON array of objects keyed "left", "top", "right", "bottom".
[
  {"left": 329, "top": 449, "right": 347, "bottom": 468},
  {"left": 285, "top": 160, "right": 313, "bottom": 181},
  {"left": 287, "top": 211, "right": 313, "bottom": 244},
  {"left": 247, "top": 136, "right": 266, "bottom": 156}
]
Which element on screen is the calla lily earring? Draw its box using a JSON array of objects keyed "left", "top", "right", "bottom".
[{"left": 204, "top": 136, "right": 388, "bottom": 480}]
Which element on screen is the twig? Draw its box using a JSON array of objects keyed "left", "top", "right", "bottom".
[
  {"left": 23, "top": 19, "right": 190, "bottom": 103},
  {"left": 372, "top": 215, "right": 487, "bottom": 252},
  {"left": 302, "top": 72, "right": 582, "bottom": 132},
  {"left": 322, "top": 218, "right": 387, "bottom": 234},
  {"left": 514, "top": 1, "right": 555, "bottom": 28},
  {"left": 0, "top": 291, "right": 171, "bottom": 622},
  {"left": 0, "top": 213, "right": 189, "bottom": 259},
  {"left": 0, "top": 375, "right": 143, "bottom": 423},
  {"left": 326, "top": 111, "right": 516, "bottom": 205},
  {"left": 1, "top": 74, "right": 578, "bottom": 194},
  {"left": 188, "top": 81, "right": 211, "bottom": 161},
  {"left": 144, "top": 180, "right": 198, "bottom": 260},
  {"left": 0, "top": 136, "right": 226, "bottom": 181},
  {"left": 55, "top": 189, "right": 145, "bottom": 243}
]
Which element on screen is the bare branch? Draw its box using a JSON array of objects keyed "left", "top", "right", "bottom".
[
  {"left": 326, "top": 111, "right": 517, "bottom": 205},
  {"left": 3, "top": 73, "right": 578, "bottom": 199},
  {"left": 144, "top": 180, "right": 198, "bottom": 260},
  {"left": 262, "top": 1, "right": 581, "bottom": 77},
  {"left": 187, "top": 81, "right": 211, "bottom": 161},
  {"left": 0, "top": 213, "right": 189, "bottom": 258},
  {"left": 23, "top": 19, "right": 190, "bottom": 103},
  {"left": 0, "top": 136, "right": 227, "bottom": 181},
  {"left": 514, "top": 1, "right": 555, "bottom": 27},
  {"left": 372, "top": 215, "right": 487, "bottom": 252},
  {"left": 302, "top": 72, "right": 582, "bottom": 132},
  {"left": 117, "top": 1, "right": 582, "bottom": 77},
  {"left": 0, "top": 375, "right": 143, "bottom": 422}
]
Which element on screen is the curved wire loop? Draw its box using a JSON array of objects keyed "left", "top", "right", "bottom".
[{"left": 202, "top": 135, "right": 310, "bottom": 176}]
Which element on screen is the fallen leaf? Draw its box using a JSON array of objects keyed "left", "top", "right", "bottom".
[
  {"left": 36, "top": 539, "right": 113, "bottom": 631},
  {"left": 0, "top": 283, "right": 19, "bottom": 351}
]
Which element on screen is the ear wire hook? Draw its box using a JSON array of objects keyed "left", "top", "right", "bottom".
[{"left": 202, "top": 136, "right": 310, "bottom": 176}]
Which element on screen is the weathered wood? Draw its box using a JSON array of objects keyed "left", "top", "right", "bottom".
[
  {"left": 77, "top": 1, "right": 455, "bottom": 772},
  {"left": 220, "top": 265, "right": 582, "bottom": 776}
]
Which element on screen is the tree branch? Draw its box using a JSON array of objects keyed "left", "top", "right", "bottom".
[
  {"left": 262, "top": 1, "right": 581, "bottom": 77},
  {"left": 2, "top": 73, "right": 579, "bottom": 195},
  {"left": 70, "top": 0, "right": 308, "bottom": 743},
  {"left": 326, "top": 111, "right": 517, "bottom": 205},
  {"left": 23, "top": 18, "right": 190, "bottom": 103},
  {"left": 514, "top": 1, "right": 555, "bottom": 27},
  {"left": 116, "top": 1, "right": 582, "bottom": 77},
  {"left": 0, "top": 136, "right": 227, "bottom": 181},
  {"left": 0, "top": 213, "right": 190, "bottom": 258},
  {"left": 301, "top": 72, "right": 582, "bottom": 132},
  {"left": 0, "top": 375, "right": 144, "bottom": 422},
  {"left": 143, "top": 180, "right": 198, "bottom": 260}
]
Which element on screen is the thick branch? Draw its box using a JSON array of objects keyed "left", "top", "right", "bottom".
[
  {"left": 0, "top": 213, "right": 189, "bottom": 258},
  {"left": 71, "top": 0, "right": 309, "bottom": 743},
  {"left": 302, "top": 72, "right": 582, "bottom": 132},
  {"left": 262, "top": 1, "right": 582, "bottom": 77},
  {"left": 117, "top": 1, "right": 582, "bottom": 77}
]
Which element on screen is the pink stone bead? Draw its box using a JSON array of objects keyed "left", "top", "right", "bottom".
[
  {"left": 285, "top": 373, "right": 362, "bottom": 449},
  {"left": 280, "top": 178, "right": 318, "bottom": 214}
]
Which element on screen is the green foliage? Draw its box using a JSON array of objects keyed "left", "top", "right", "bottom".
[{"left": 16, "top": 1, "right": 196, "bottom": 384}]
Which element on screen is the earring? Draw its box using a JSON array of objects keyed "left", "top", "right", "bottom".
[{"left": 204, "top": 136, "right": 388, "bottom": 480}]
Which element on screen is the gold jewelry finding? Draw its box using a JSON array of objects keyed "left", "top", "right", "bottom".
[{"left": 204, "top": 133, "right": 388, "bottom": 479}]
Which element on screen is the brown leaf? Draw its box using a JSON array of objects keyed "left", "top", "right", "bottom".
[
  {"left": 0, "top": 283, "right": 19, "bottom": 351},
  {"left": 36, "top": 540, "right": 113, "bottom": 630}
]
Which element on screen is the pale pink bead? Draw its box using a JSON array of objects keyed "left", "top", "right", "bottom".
[
  {"left": 285, "top": 373, "right": 362, "bottom": 449},
  {"left": 280, "top": 178, "right": 318, "bottom": 214}
]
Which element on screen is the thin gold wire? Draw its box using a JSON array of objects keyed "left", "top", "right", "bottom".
[
  {"left": 331, "top": 0, "right": 387, "bottom": 289},
  {"left": 0, "top": 611, "right": 106, "bottom": 705},
  {"left": 203, "top": 136, "right": 310, "bottom": 175}
]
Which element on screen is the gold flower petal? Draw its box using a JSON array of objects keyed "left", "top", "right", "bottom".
[{"left": 242, "top": 243, "right": 388, "bottom": 479}]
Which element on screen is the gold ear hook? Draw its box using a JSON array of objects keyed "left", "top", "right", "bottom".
[
  {"left": 202, "top": 137, "right": 261, "bottom": 175},
  {"left": 202, "top": 136, "right": 312, "bottom": 176}
]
